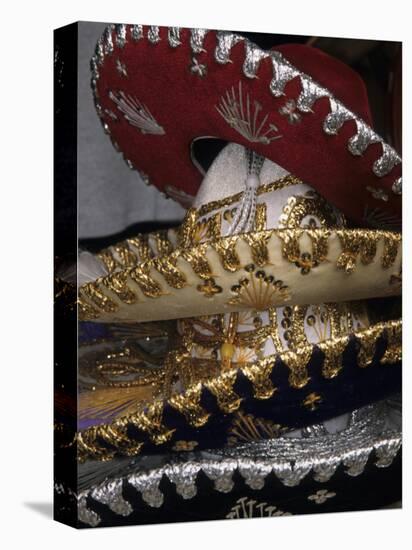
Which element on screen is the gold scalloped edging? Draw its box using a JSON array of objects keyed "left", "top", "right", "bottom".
[
  {"left": 71, "top": 319, "right": 401, "bottom": 462},
  {"left": 78, "top": 229, "right": 401, "bottom": 321}
]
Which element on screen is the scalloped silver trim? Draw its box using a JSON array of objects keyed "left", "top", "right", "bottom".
[
  {"left": 115, "top": 24, "right": 127, "bottom": 48},
  {"left": 168, "top": 27, "right": 181, "bottom": 48},
  {"left": 130, "top": 24, "right": 143, "bottom": 41},
  {"left": 215, "top": 31, "right": 243, "bottom": 64},
  {"left": 90, "top": 25, "right": 402, "bottom": 195},
  {"left": 190, "top": 29, "right": 208, "bottom": 54},
  {"left": 76, "top": 400, "right": 401, "bottom": 526},
  {"left": 392, "top": 177, "right": 402, "bottom": 195},
  {"left": 147, "top": 26, "right": 161, "bottom": 44}
]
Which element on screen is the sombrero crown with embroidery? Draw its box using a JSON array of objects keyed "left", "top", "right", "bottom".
[
  {"left": 91, "top": 25, "right": 402, "bottom": 226},
  {"left": 71, "top": 142, "right": 401, "bottom": 462}
]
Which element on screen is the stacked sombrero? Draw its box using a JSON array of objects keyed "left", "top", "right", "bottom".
[{"left": 54, "top": 25, "right": 402, "bottom": 527}]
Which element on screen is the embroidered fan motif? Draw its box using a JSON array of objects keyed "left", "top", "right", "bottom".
[
  {"left": 216, "top": 82, "right": 282, "bottom": 144},
  {"left": 109, "top": 91, "right": 165, "bottom": 135}
]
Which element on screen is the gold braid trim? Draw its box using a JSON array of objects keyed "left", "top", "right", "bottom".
[
  {"left": 169, "top": 385, "right": 210, "bottom": 427},
  {"left": 181, "top": 246, "right": 214, "bottom": 279},
  {"left": 79, "top": 229, "right": 401, "bottom": 320},
  {"left": 178, "top": 208, "right": 199, "bottom": 248},
  {"left": 381, "top": 322, "right": 402, "bottom": 364},
  {"left": 197, "top": 175, "right": 301, "bottom": 217},
  {"left": 153, "top": 230, "right": 174, "bottom": 256},
  {"left": 128, "top": 401, "right": 176, "bottom": 445},
  {"left": 129, "top": 265, "right": 164, "bottom": 298},
  {"left": 114, "top": 243, "right": 138, "bottom": 268},
  {"left": 78, "top": 298, "right": 100, "bottom": 321},
  {"left": 97, "top": 250, "right": 119, "bottom": 274},
  {"left": 73, "top": 320, "right": 401, "bottom": 461},
  {"left": 382, "top": 233, "right": 401, "bottom": 269},
  {"left": 243, "top": 232, "right": 271, "bottom": 267},
  {"left": 212, "top": 236, "right": 241, "bottom": 272},
  {"left": 281, "top": 347, "right": 313, "bottom": 388},
  {"left": 81, "top": 282, "right": 118, "bottom": 313},
  {"left": 128, "top": 235, "right": 153, "bottom": 262},
  {"left": 205, "top": 370, "right": 242, "bottom": 413},
  {"left": 241, "top": 358, "right": 276, "bottom": 399},
  {"left": 102, "top": 271, "right": 137, "bottom": 304},
  {"left": 152, "top": 257, "right": 187, "bottom": 289},
  {"left": 255, "top": 203, "right": 267, "bottom": 231}
]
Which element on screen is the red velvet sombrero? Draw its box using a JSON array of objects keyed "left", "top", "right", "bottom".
[{"left": 91, "top": 25, "right": 402, "bottom": 226}]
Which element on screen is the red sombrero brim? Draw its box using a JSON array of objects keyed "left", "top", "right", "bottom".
[{"left": 91, "top": 25, "right": 402, "bottom": 226}]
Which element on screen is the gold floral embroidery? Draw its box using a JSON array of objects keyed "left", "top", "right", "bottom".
[
  {"left": 279, "top": 191, "right": 343, "bottom": 229},
  {"left": 197, "top": 278, "right": 223, "bottom": 297},
  {"left": 302, "top": 392, "right": 323, "bottom": 411}
]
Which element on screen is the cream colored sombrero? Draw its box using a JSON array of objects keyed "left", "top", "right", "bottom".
[
  {"left": 70, "top": 143, "right": 401, "bottom": 462},
  {"left": 78, "top": 143, "right": 401, "bottom": 324}
]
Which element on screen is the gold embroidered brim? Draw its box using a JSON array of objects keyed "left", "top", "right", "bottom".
[
  {"left": 78, "top": 228, "right": 401, "bottom": 323},
  {"left": 68, "top": 318, "right": 401, "bottom": 462}
]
